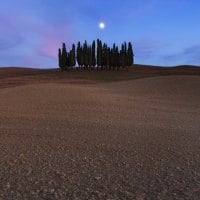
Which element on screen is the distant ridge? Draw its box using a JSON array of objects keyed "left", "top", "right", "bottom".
[
  {"left": 132, "top": 64, "right": 200, "bottom": 68},
  {"left": 1, "top": 64, "right": 199, "bottom": 71},
  {"left": 0, "top": 67, "right": 59, "bottom": 79},
  {"left": 0, "top": 64, "right": 199, "bottom": 80},
  {"left": 173, "top": 65, "right": 200, "bottom": 68}
]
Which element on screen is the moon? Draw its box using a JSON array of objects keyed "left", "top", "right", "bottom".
[{"left": 99, "top": 22, "right": 105, "bottom": 29}]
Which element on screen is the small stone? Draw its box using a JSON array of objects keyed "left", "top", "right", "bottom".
[
  {"left": 50, "top": 189, "right": 55, "bottom": 193},
  {"left": 43, "top": 188, "right": 48, "bottom": 193},
  {"left": 27, "top": 168, "right": 32, "bottom": 175},
  {"left": 6, "top": 183, "right": 10, "bottom": 189},
  {"left": 95, "top": 176, "right": 101, "bottom": 181},
  {"left": 176, "top": 166, "right": 181, "bottom": 171},
  {"left": 19, "top": 153, "right": 24, "bottom": 158}
]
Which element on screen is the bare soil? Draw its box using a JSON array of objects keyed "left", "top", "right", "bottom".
[
  {"left": 0, "top": 65, "right": 200, "bottom": 89},
  {"left": 0, "top": 66, "right": 200, "bottom": 199}
]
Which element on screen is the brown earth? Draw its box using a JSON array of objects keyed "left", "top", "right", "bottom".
[
  {"left": 0, "top": 65, "right": 200, "bottom": 89},
  {"left": 0, "top": 66, "right": 200, "bottom": 199}
]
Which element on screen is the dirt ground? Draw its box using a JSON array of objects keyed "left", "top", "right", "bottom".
[{"left": 0, "top": 67, "right": 200, "bottom": 199}]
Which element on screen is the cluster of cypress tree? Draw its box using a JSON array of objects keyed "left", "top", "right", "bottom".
[
  {"left": 58, "top": 43, "right": 76, "bottom": 69},
  {"left": 58, "top": 39, "right": 134, "bottom": 70}
]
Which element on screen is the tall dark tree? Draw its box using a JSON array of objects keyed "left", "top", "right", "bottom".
[
  {"left": 110, "top": 46, "right": 114, "bottom": 69},
  {"left": 124, "top": 42, "right": 128, "bottom": 66},
  {"left": 68, "top": 51, "right": 72, "bottom": 67},
  {"left": 102, "top": 43, "right": 108, "bottom": 69},
  {"left": 80, "top": 46, "right": 84, "bottom": 68},
  {"left": 105, "top": 47, "right": 110, "bottom": 70},
  {"left": 120, "top": 43, "right": 126, "bottom": 68},
  {"left": 61, "top": 43, "right": 67, "bottom": 70},
  {"left": 76, "top": 42, "right": 81, "bottom": 67},
  {"left": 97, "top": 39, "right": 102, "bottom": 68},
  {"left": 108, "top": 48, "right": 112, "bottom": 70},
  {"left": 88, "top": 46, "right": 92, "bottom": 70},
  {"left": 114, "top": 45, "right": 120, "bottom": 70},
  {"left": 69, "top": 43, "right": 76, "bottom": 67},
  {"left": 58, "top": 48, "right": 62, "bottom": 69},
  {"left": 127, "top": 42, "right": 134, "bottom": 66},
  {"left": 92, "top": 40, "right": 96, "bottom": 68},
  {"left": 83, "top": 40, "right": 88, "bottom": 68},
  {"left": 115, "top": 46, "right": 120, "bottom": 70},
  {"left": 112, "top": 43, "right": 118, "bottom": 69},
  {"left": 66, "top": 52, "right": 70, "bottom": 67}
]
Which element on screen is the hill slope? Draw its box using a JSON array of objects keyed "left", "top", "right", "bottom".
[
  {"left": 0, "top": 75, "right": 199, "bottom": 199},
  {"left": 0, "top": 65, "right": 200, "bottom": 89}
]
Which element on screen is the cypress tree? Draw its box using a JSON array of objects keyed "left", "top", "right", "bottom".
[
  {"left": 112, "top": 43, "right": 117, "bottom": 69},
  {"left": 110, "top": 47, "right": 114, "bottom": 70},
  {"left": 70, "top": 43, "right": 76, "bottom": 67},
  {"left": 109, "top": 48, "right": 112, "bottom": 70},
  {"left": 83, "top": 40, "right": 88, "bottom": 68},
  {"left": 66, "top": 52, "right": 70, "bottom": 67},
  {"left": 120, "top": 43, "right": 126, "bottom": 68},
  {"left": 102, "top": 43, "right": 105, "bottom": 68},
  {"left": 102, "top": 43, "right": 108, "bottom": 69},
  {"left": 124, "top": 42, "right": 128, "bottom": 66},
  {"left": 61, "top": 43, "right": 67, "bottom": 70},
  {"left": 97, "top": 39, "right": 99, "bottom": 68},
  {"left": 127, "top": 42, "right": 134, "bottom": 66},
  {"left": 97, "top": 39, "right": 102, "bottom": 68},
  {"left": 58, "top": 48, "right": 62, "bottom": 69},
  {"left": 106, "top": 47, "right": 110, "bottom": 70},
  {"left": 88, "top": 46, "right": 92, "bottom": 70},
  {"left": 116, "top": 46, "right": 120, "bottom": 70},
  {"left": 124, "top": 42, "right": 127, "bottom": 53},
  {"left": 68, "top": 51, "right": 71, "bottom": 67},
  {"left": 115, "top": 45, "right": 120, "bottom": 70},
  {"left": 77, "top": 42, "right": 81, "bottom": 67},
  {"left": 80, "top": 46, "right": 84, "bottom": 68},
  {"left": 92, "top": 40, "right": 96, "bottom": 68}
]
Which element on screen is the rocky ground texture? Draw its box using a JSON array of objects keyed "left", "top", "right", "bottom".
[{"left": 0, "top": 75, "right": 199, "bottom": 199}]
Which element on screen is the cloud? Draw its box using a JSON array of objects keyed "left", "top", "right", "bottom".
[
  {"left": 123, "top": 0, "right": 158, "bottom": 21},
  {"left": 130, "top": 38, "right": 170, "bottom": 66},
  {"left": 183, "top": 45, "right": 200, "bottom": 64},
  {"left": 183, "top": 44, "right": 200, "bottom": 55},
  {"left": 0, "top": 37, "right": 22, "bottom": 50},
  {"left": 134, "top": 38, "right": 166, "bottom": 59},
  {"left": 0, "top": 3, "right": 75, "bottom": 68},
  {"left": 0, "top": 0, "right": 199, "bottom": 68},
  {"left": 163, "top": 44, "right": 200, "bottom": 65},
  {"left": 0, "top": 17, "right": 24, "bottom": 51},
  {"left": 37, "top": 23, "right": 74, "bottom": 62}
]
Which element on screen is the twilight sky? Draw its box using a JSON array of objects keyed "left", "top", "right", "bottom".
[{"left": 0, "top": 0, "right": 200, "bottom": 68}]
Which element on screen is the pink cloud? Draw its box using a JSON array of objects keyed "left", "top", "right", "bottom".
[
  {"left": 37, "top": 24, "right": 75, "bottom": 60},
  {"left": 24, "top": 57, "right": 39, "bottom": 67},
  {"left": 0, "top": 10, "right": 75, "bottom": 67}
]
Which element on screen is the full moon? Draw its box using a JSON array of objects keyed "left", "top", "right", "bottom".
[{"left": 99, "top": 22, "right": 105, "bottom": 29}]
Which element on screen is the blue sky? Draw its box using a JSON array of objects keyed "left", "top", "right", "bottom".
[{"left": 0, "top": 0, "right": 199, "bottom": 68}]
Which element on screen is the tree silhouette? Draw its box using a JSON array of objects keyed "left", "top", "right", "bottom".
[
  {"left": 77, "top": 41, "right": 81, "bottom": 67},
  {"left": 97, "top": 39, "right": 102, "bottom": 68},
  {"left": 88, "top": 46, "right": 92, "bottom": 70},
  {"left": 127, "top": 42, "right": 134, "bottom": 66},
  {"left": 92, "top": 40, "right": 96, "bottom": 68},
  {"left": 61, "top": 43, "right": 67, "bottom": 70},
  {"left": 70, "top": 44, "right": 76, "bottom": 67},
  {"left": 120, "top": 43, "right": 125, "bottom": 68},
  {"left": 58, "top": 48, "right": 62, "bottom": 70},
  {"left": 58, "top": 40, "right": 134, "bottom": 70},
  {"left": 83, "top": 40, "right": 88, "bottom": 68}
]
